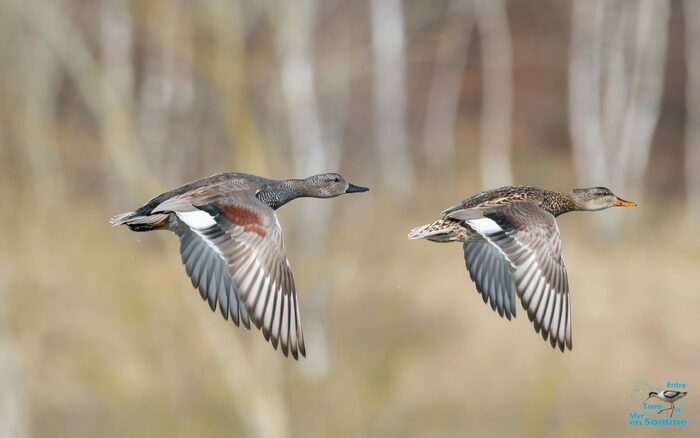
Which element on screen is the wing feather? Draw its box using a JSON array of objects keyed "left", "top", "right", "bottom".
[
  {"left": 448, "top": 202, "right": 572, "bottom": 351},
  {"left": 177, "top": 229, "right": 250, "bottom": 328},
  {"left": 169, "top": 191, "right": 304, "bottom": 359},
  {"left": 462, "top": 241, "right": 517, "bottom": 319},
  {"left": 195, "top": 197, "right": 306, "bottom": 359}
]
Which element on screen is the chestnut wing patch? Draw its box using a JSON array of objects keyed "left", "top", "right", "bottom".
[
  {"left": 219, "top": 204, "right": 267, "bottom": 238},
  {"left": 193, "top": 199, "right": 306, "bottom": 359}
]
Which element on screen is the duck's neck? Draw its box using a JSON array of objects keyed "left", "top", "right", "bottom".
[
  {"left": 540, "top": 191, "right": 578, "bottom": 217},
  {"left": 256, "top": 179, "right": 306, "bottom": 210}
]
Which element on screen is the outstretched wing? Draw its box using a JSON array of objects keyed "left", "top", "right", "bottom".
[
  {"left": 448, "top": 202, "right": 572, "bottom": 351},
  {"left": 462, "top": 240, "right": 517, "bottom": 320},
  {"left": 178, "top": 228, "right": 251, "bottom": 329},
  {"left": 166, "top": 191, "right": 305, "bottom": 359}
]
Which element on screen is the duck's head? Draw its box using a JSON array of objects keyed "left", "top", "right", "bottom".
[
  {"left": 303, "top": 173, "right": 369, "bottom": 198},
  {"left": 570, "top": 187, "right": 636, "bottom": 211}
]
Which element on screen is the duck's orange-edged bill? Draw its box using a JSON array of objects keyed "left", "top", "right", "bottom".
[{"left": 613, "top": 198, "right": 637, "bottom": 207}]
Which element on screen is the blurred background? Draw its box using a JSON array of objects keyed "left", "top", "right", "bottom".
[{"left": 1, "top": 0, "right": 698, "bottom": 436}]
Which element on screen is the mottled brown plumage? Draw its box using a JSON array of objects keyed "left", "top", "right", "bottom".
[{"left": 409, "top": 185, "right": 636, "bottom": 352}]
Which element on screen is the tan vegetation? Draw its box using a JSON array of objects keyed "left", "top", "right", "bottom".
[{"left": 0, "top": 0, "right": 698, "bottom": 436}]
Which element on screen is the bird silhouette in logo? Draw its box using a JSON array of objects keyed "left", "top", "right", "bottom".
[{"left": 645, "top": 390, "right": 688, "bottom": 417}]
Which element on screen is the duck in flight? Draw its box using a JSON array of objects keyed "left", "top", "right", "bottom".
[
  {"left": 111, "top": 172, "right": 369, "bottom": 359},
  {"left": 408, "top": 186, "right": 636, "bottom": 351}
]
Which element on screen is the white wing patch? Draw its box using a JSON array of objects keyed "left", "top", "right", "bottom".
[
  {"left": 467, "top": 217, "right": 503, "bottom": 234},
  {"left": 176, "top": 211, "right": 217, "bottom": 230}
]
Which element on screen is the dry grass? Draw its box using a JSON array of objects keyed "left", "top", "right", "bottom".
[{"left": 2, "top": 190, "right": 698, "bottom": 437}]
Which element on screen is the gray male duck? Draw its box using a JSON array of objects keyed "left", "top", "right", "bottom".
[
  {"left": 111, "top": 172, "right": 369, "bottom": 359},
  {"left": 409, "top": 186, "right": 636, "bottom": 352}
]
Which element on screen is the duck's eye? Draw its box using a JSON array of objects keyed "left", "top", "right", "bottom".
[{"left": 333, "top": 177, "right": 340, "bottom": 182}]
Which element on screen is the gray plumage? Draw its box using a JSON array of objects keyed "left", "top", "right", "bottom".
[
  {"left": 111, "top": 172, "right": 368, "bottom": 359},
  {"left": 179, "top": 227, "right": 250, "bottom": 328},
  {"left": 463, "top": 241, "right": 516, "bottom": 319}
]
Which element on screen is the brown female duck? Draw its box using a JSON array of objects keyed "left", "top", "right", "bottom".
[
  {"left": 111, "top": 172, "right": 369, "bottom": 359},
  {"left": 408, "top": 186, "right": 636, "bottom": 352}
]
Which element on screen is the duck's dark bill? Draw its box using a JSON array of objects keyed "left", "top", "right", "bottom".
[{"left": 346, "top": 183, "right": 369, "bottom": 193}]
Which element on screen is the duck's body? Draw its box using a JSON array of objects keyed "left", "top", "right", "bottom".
[
  {"left": 409, "top": 186, "right": 578, "bottom": 243},
  {"left": 646, "top": 390, "right": 687, "bottom": 417},
  {"left": 409, "top": 185, "right": 635, "bottom": 351},
  {"left": 111, "top": 172, "right": 368, "bottom": 359}
]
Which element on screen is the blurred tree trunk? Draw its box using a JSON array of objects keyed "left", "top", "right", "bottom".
[
  {"left": 269, "top": 0, "right": 349, "bottom": 382},
  {"left": 570, "top": 0, "right": 608, "bottom": 185},
  {"left": 569, "top": 0, "right": 669, "bottom": 230},
  {"left": 273, "top": 0, "right": 328, "bottom": 177},
  {"left": 269, "top": 0, "right": 339, "bottom": 246},
  {"left": 0, "top": 327, "right": 27, "bottom": 438},
  {"left": 613, "top": 0, "right": 669, "bottom": 196},
  {"left": 10, "top": 0, "right": 152, "bottom": 199},
  {"left": 685, "top": 0, "right": 700, "bottom": 220},
  {"left": 371, "top": 0, "right": 414, "bottom": 201},
  {"left": 99, "top": 0, "right": 145, "bottom": 200},
  {"left": 475, "top": 0, "right": 514, "bottom": 188},
  {"left": 206, "top": 0, "right": 268, "bottom": 175},
  {"left": 600, "top": 2, "right": 627, "bottom": 168},
  {"left": 0, "top": 261, "right": 28, "bottom": 438},
  {"left": 137, "top": 0, "right": 195, "bottom": 185},
  {"left": 20, "top": 31, "right": 65, "bottom": 204},
  {"left": 422, "top": 0, "right": 475, "bottom": 180}
]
